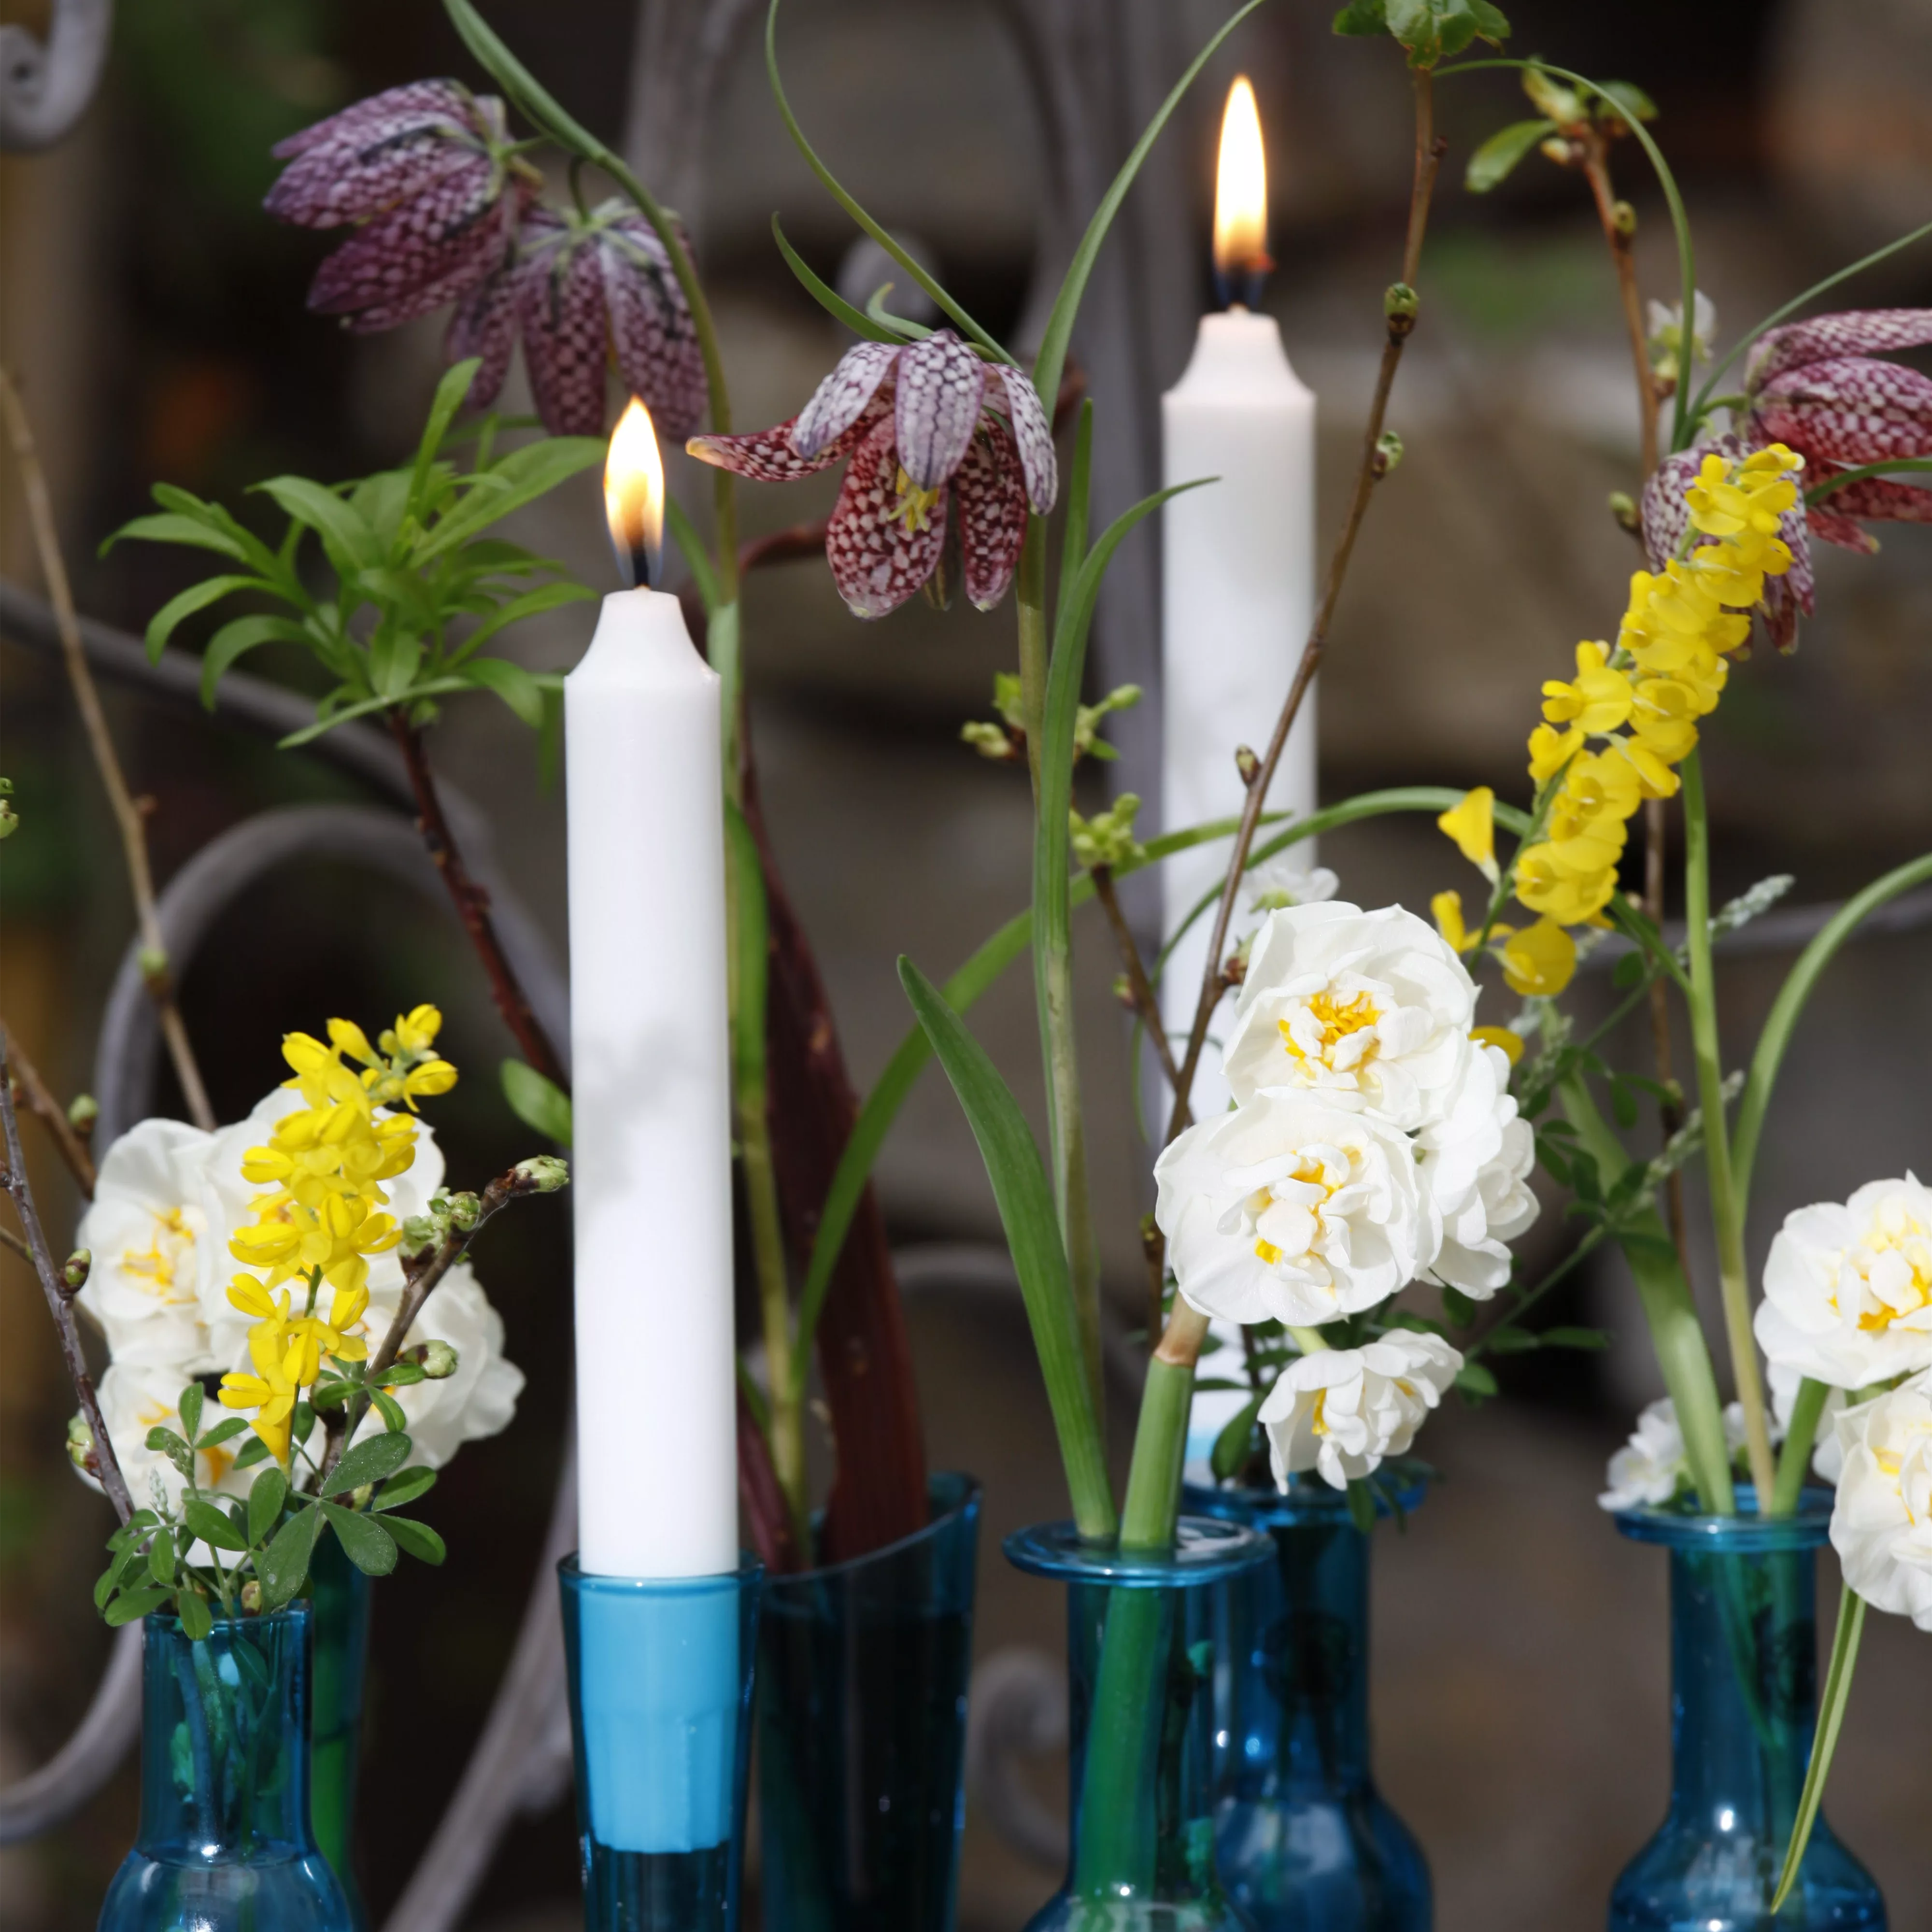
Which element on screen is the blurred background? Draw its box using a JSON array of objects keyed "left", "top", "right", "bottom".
[{"left": 1, "top": 0, "right": 1928, "bottom": 1925}]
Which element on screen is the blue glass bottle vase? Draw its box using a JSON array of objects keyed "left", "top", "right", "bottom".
[
  {"left": 99, "top": 1599, "right": 354, "bottom": 1932},
  {"left": 558, "top": 1555, "right": 762, "bottom": 1932},
  {"left": 758, "top": 1471, "right": 982, "bottom": 1932},
  {"left": 309, "top": 1531, "right": 372, "bottom": 1930},
  {"left": 1609, "top": 1490, "right": 1885, "bottom": 1931},
  {"left": 1184, "top": 1478, "right": 1430, "bottom": 1931},
  {"left": 1006, "top": 1515, "right": 1273, "bottom": 1932}
]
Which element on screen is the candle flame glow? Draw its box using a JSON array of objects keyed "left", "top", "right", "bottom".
[
  {"left": 1213, "top": 76, "right": 1271, "bottom": 285},
  {"left": 604, "top": 396, "right": 665, "bottom": 588}
]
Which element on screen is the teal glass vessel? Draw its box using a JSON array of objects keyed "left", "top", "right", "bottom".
[
  {"left": 559, "top": 1555, "right": 762, "bottom": 1932},
  {"left": 1183, "top": 1479, "right": 1429, "bottom": 1932},
  {"left": 758, "top": 1472, "right": 982, "bottom": 1932},
  {"left": 1609, "top": 1490, "right": 1885, "bottom": 1931},
  {"left": 1006, "top": 1516, "right": 1273, "bottom": 1932},
  {"left": 308, "top": 1533, "right": 372, "bottom": 1930},
  {"left": 99, "top": 1600, "right": 353, "bottom": 1932}
]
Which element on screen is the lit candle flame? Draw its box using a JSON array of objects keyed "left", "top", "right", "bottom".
[
  {"left": 1213, "top": 76, "right": 1272, "bottom": 292},
  {"left": 604, "top": 396, "right": 665, "bottom": 589}
]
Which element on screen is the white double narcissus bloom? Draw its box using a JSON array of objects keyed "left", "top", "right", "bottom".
[
  {"left": 1154, "top": 1092, "right": 1434, "bottom": 1327},
  {"left": 1753, "top": 1176, "right": 1932, "bottom": 1391},
  {"left": 1598, "top": 1397, "right": 1753, "bottom": 1511},
  {"left": 1830, "top": 1375, "right": 1932, "bottom": 1631},
  {"left": 1416, "top": 1039, "right": 1538, "bottom": 1297},
  {"left": 1222, "top": 902, "right": 1477, "bottom": 1130},
  {"left": 1259, "top": 1332, "right": 1462, "bottom": 1491}
]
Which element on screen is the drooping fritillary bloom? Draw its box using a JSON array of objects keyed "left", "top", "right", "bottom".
[
  {"left": 686, "top": 329, "right": 1057, "bottom": 617},
  {"left": 448, "top": 200, "right": 707, "bottom": 441},
  {"left": 267, "top": 81, "right": 538, "bottom": 336}
]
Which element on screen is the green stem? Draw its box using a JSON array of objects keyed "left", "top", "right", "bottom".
[
  {"left": 709, "top": 600, "right": 743, "bottom": 802},
  {"left": 1770, "top": 1376, "right": 1829, "bottom": 1517},
  {"left": 1679, "top": 753, "right": 1776, "bottom": 1499},
  {"left": 1771, "top": 1586, "right": 1867, "bottom": 1914},
  {"left": 1560, "top": 1073, "right": 1734, "bottom": 1512}
]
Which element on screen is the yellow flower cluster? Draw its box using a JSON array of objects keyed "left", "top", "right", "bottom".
[
  {"left": 219, "top": 1007, "right": 457, "bottom": 1463},
  {"left": 1432, "top": 446, "right": 1802, "bottom": 1003}
]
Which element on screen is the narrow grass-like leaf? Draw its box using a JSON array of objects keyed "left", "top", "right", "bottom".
[
  {"left": 199, "top": 615, "right": 311, "bottom": 707},
  {"left": 462, "top": 655, "right": 546, "bottom": 726},
  {"left": 771, "top": 213, "right": 906, "bottom": 344},
  {"left": 256, "top": 477, "right": 384, "bottom": 571},
  {"left": 1211, "top": 1388, "right": 1267, "bottom": 1482},
  {"left": 410, "top": 359, "right": 484, "bottom": 515},
  {"left": 144, "top": 575, "right": 264, "bottom": 663},
  {"left": 899, "top": 958, "right": 1116, "bottom": 1541},
  {"left": 1771, "top": 1586, "right": 1866, "bottom": 1912}
]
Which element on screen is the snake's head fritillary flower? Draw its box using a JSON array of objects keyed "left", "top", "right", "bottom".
[
  {"left": 462, "top": 199, "right": 707, "bottom": 439},
  {"left": 267, "top": 80, "right": 539, "bottom": 337},
  {"left": 687, "top": 328, "right": 1057, "bottom": 617}
]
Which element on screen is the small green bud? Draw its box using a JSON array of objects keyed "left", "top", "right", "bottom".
[
  {"left": 1611, "top": 199, "right": 1637, "bottom": 239},
  {"left": 1383, "top": 282, "right": 1419, "bottom": 333},
  {"left": 960, "top": 720, "right": 1020, "bottom": 762},
  {"left": 0, "top": 797, "right": 16, "bottom": 840},
  {"left": 1608, "top": 491, "right": 1640, "bottom": 534},
  {"left": 419, "top": 1338, "right": 460, "bottom": 1380},
  {"left": 1539, "top": 135, "right": 1573, "bottom": 169},
  {"left": 1110, "top": 973, "right": 1135, "bottom": 1012},
  {"left": 63, "top": 1248, "right": 92, "bottom": 1293},
  {"left": 1234, "top": 745, "right": 1261, "bottom": 787},
  {"left": 400, "top": 1212, "right": 441, "bottom": 1257},
  {"left": 240, "top": 1580, "right": 263, "bottom": 1614},
  {"left": 445, "top": 1190, "right": 481, "bottom": 1231},
  {"left": 67, "top": 1093, "right": 99, "bottom": 1135},
  {"left": 1373, "top": 430, "right": 1405, "bottom": 478},
  {"left": 136, "top": 945, "right": 169, "bottom": 984},
  {"left": 350, "top": 1483, "right": 375, "bottom": 1509},
  {"left": 512, "top": 1155, "right": 570, "bottom": 1194},
  {"left": 66, "top": 1411, "right": 94, "bottom": 1470}
]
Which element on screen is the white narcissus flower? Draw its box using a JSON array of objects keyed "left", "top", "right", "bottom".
[
  {"left": 1154, "top": 1091, "right": 1436, "bottom": 1327},
  {"left": 1221, "top": 903, "right": 1477, "bottom": 1131},
  {"left": 90, "top": 1362, "right": 252, "bottom": 1512},
  {"left": 1769, "top": 1359, "right": 1848, "bottom": 1484},
  {"left": 1245, "top": 861, "right": 1339, "bottom": 916},
  {"left": 1600, "top": 1397, "right": 1691, "bottom": 1510},
  {"left": 346, "top": 1262, "right": 523, "bottom": 1470},
  {"left": 1753, "top": 1176, "right": 1932, "bottom": 1391},
  {"left": 1830, "top": 1376, "right": 1932, "bottom": 1631},
  {"left": 1416, "top": 1039, "right": 1539, "bottom": 1297},
  {"left": 75, "top": 1121, "right": 221, "bottom": 1372},
  {"left": 1259, "top": 1332, "right": 1461, "bottom": 1491}
]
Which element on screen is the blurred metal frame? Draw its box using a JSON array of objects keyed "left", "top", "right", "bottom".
[{"left": 0, "top": 0, "right": 113, "bottom": 152}]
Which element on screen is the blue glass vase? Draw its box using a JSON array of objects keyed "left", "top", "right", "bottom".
[
  {"left": 1006, "top": 1516, "right": 1273, "bottom": 1931},
  {"left": 309, "top": 1533, "right": 372, "bottom": 1930},
  {"left": 1184, "top": 1479, "right": 1430, "bottom": 1932},
  {"left": 1609, "top": 1491, "right": 1885, "bottom": 1931},
  {"left": 758, "top": 1471, "right": 982, "bottom": 1932},
  {"left": 559, "top": 1555, "right": 762, "bottom": 1932},
  {"left": 99, "top": 1600, "right": 354, "bottom": 1932}
]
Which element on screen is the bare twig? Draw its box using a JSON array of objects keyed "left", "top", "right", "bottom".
[
  {"left": 1577, "top": 132, "right": 1657, "bottom": 476},
  {"left": 0, "top": 1016, "right": 96, "bottom": 1195},
  {"left": 0, "top": 366, "right": 213, "bottom": 1130},
  {"left": 386, "top": 713, "right": 570, "bottom": 1093},
  {"left": 0, "top": 1040, "right": 131, "bottom": 1522},
  {"left": 0, "top": 1223, "right": 31, "bottom": 1265},
  {"left": 1091, "top": 866, "right": 1178, "bottom": 1092},
  {"left": 1164, "top": 70, "right": 1446, "bottom": 1149},
  {"left": 318, "top": 1159, "right": 562, "bottom": 1492}
]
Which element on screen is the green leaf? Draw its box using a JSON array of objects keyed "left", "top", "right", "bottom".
[
  {"left": 1440, "top": 1286, "right": 1478, "bottom": 1327},
  {"left": 380, "top": 1515, "right": 447, "bottom": 1565},
  {"left": 664, "top": 497, "right": 721, "bottom": 616},
  {"left": 175, "top": 1589, "right": 213, "bottom": 1641},
  {"left": 372, "top": 1466, "right": 438, "bottom": 1513},
  {"left": 461, "top": 654, "right": 545, "bottom": 726},
  {"left": 373, "top": 1360, "right": 425, "bottom": 1389},
  {"left": 232, "top": 1433, "right": 270, "bottom": 1471},
  {"left": 1539, "top": 1325, "right": 1611, "bottom": 1350},
  {"left": 449, "top": 580, "right": 596, "bottom": 666},
  {"left": 1609, "top": 1078, "right": 1638, "bottom": 1130},
  {"left": 182, "top": 1500, "right": 249, "bottom": 1552},
  {"left": 255, "top": 476, "right": 384, "bottom": 571},
  {"left": 369, "top": 1390, "right": 408, "bottom": 1434},
  {"left": 247, "top": 1467, "right": 289, "bottom": 1548},
  {"left": 897, "top": 957, "right": 1115, "bottom": 1540},
  {"left": 195, "top": 1415, "right": 248, "bottom": 1450},
  {"left": 327, "top": 1430, "right": 413, "bottom": 1495},
  {"left": 368, "top": 625, "right": 426, "bottom": 701},
  {"left": 1464, "top": 118, "right": 1553, "bottom": 192},
  {"left": 105, "top": 1586, "right": 172, "bottom": 1627},
  {"left": 770, "top": 213, "right": 906, "bottom": 344},
  {"left": 500, "top": 1058, "right": 572, "bottom": 1144},
  {"left": 410, "top": 359, "right": 484, "bottom": 513},
  {"left": 1483, "top": 1325, "right": 1538, "bottom": 1354},
  {"left": 413, "top": 437, "right": 604, "bottom": 561},
  {"left": 104, "top": 511, "right": 251, "bottom": 563},
  {"left": 176, "top": 1382, "right": 204, "bottom": 1444},
  {"left": 1377, "top": 0, "right": 1510, "bottom": 66},
  {"left": 148, "top": 1528, "right": 177, "bottom": 1587},
  {"left": 321, "top": 1502, "right": 398, "bottom": 1577},
  {"left": 1455, "top": 1362, "right": 1499, "bottom": 1400},
  {"left": 200, "top": 613, "right": 311, "bottom": 708},
  {"left": 1332, "top": 0, "right": 1387, "bottom": 33},
  {"left": 143, "top": 575, "right": 268, "bottom": 663},
  {"left": 1345, "top": 1478, "right": 1378, "bottom": 1534},
  {"left": 258, "top": 1506, "right": 323, "bottom": 1609},
  {"left": 1595, "top": 79, "right": 1658, "bottom": 127},
  {"left": 145, "top": 1426, "right": 195, "bottom": 1479},
  {"left": 1210, "top": 1388, "right": 1268, "bottom": 1482},
  {"left": 1771, "top": 1587, "right": 1866, "bottom": 1913}
]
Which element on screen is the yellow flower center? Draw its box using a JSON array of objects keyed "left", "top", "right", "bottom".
[
  {"left": 1310, "top": 1390, "right": 1329, "bottom": 1437},
  {"left": 890, "top": 467, "right": 941, "bottom": 536},
  {"left": 121, "top": 1206, "right": 201, "bottom": 1302},
  {"left": 1278, "top": 992, "right": 1380, "bottom": 1067}
]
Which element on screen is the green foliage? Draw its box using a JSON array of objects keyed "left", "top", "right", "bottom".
[
  {"left": 107, "top": 360, "right": 598, "bottom": 747},
  {"left": 1334, "top": 0, "right": 1510, "bottom": 68},
  {"left": 501, "top": 1058, "right": 573, "bottom": 1145},
  {"left": 1464, "top": 119, "right": 1552, "bottom": 193}
]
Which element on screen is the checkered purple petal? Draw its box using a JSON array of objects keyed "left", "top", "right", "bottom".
[
  {"left": 600, "top": 216, "right": 708, "bottom": 443},
  {"left": 271, "top": 81, "right": 473, "bottom": 160},
  {"left": 688, "top": 420, "right": 851, "bottom": 482},
  {"left": 983, "top": 362, "right": 1057, "bottom": 512},
  {"left": 518, "top": 226, "right": 610, "bottom": 437},
  {"left": 826, "top": 415, "right": 947, "bottom": 618},
  {"left": 443, "top": 250, "right": 526, "bottom": 409},
  {"left": 893, "top": 330, "right": 985, "bottom": 490},
  {"left": 792, "top": 341, "right": 899, "bottom": 459},
  {"left": 1745, "top": 308, "right": 1932, "bottom": 392},
  {"left": 1818, "top": 474, "right": 1932, "bottom": 528},
  {"left": 953, "top": 418, "right": 1028, "bottom": 610},
  {"left": 1751, "top": 357, "right": 1932, "bottom": 467}
]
